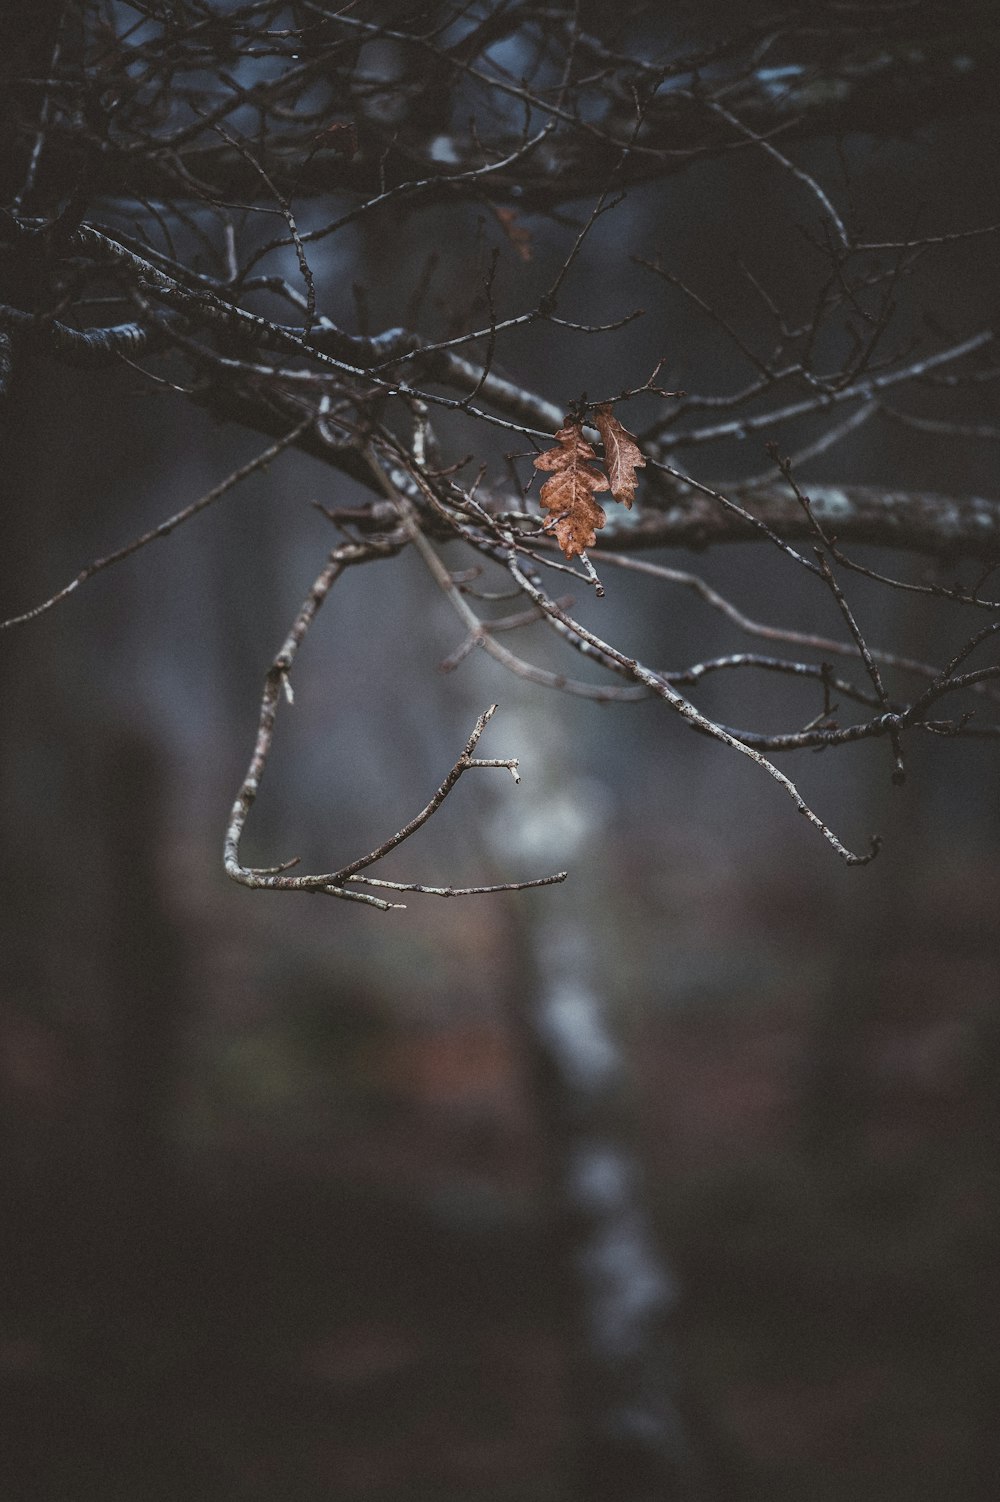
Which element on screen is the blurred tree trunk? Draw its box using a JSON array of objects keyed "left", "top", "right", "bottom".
[
  {"left": 492, "top": 726, "right": 722, "bottom": 1500},
  {"left": 91, "top": 729, "right": 189, "bottom": 1291},
  {"left": 516, "top": 906, "right": 704, "bottom": 1501},
  {"left": 0, "top": 362, "right": 189, "bottom": 1306}
]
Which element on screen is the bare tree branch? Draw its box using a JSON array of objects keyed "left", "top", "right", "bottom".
[{"left": 223, "top": 542, "right": 566, "bottom": 911}]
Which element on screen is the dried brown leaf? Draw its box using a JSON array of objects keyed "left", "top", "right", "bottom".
[
  {"left": 305, "top": 120, "right": 358, "bottom": 165},
  {"left": 494, "top": 206, "right": 533, "bottom": 262},
  {"left": 594, "top": 402, "right": 645, "bottom": 508},
  {"left": 533, "top": 420, "right": 610, "bottom": 559}
]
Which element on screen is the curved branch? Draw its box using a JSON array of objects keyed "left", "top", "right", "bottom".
[{"left": 223, "top": 547, "right": 566, "bottom": 910}]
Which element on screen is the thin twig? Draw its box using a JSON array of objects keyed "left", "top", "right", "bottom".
[
  {"left": 224, "top": 540, "right": 567, "bottom": 908},
  {"left": 1, "top": 418, "right": 313, "bottom": 631}
]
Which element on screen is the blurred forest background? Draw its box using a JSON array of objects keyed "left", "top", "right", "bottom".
[{"left": 4, "top": 3, "right": 1000, "bottom": 1499}]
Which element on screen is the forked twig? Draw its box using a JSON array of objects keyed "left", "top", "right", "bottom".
[
  {"left": 223, "top": 545, "right": 566, "bottom": 910},
  {"left": 498, "top": 548, "right": 880, "bottom": 866}
]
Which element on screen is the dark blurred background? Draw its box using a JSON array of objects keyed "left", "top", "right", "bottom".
[{"left": 4, "top": 8, "right": 1000, "bottom": 1499}]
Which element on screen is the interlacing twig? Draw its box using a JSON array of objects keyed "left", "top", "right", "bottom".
[{"left": 7, "top": 0, "right": 1000, "bottom": 897}]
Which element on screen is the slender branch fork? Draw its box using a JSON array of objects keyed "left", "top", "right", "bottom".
[
  {"left": 5, "top": 1, "right": 1000, "bottom": 900},
  {"left": 222, "top": 538, "right": 566, "bottom": 911}
]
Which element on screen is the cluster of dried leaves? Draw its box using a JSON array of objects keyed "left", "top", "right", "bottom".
[{"left": 533, "top": 405, "right": 646, "bottom": 558}]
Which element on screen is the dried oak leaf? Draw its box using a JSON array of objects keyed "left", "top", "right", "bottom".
[
  {"left": 304, "top": 120, "right": 358, "bottom": 166},
  {"left": 594, "top": 402, "right": 645, "bottom": 508},
  {"left": 533, "top": 420, "right": 610, "bottom": 559},
  {"left": 494, "top": 206, "right": 533, "bottom": 262}
]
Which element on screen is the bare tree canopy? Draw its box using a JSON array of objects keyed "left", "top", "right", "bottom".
[{"left": 4, "top": 0, "right": 1000, "bottom": 895}]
